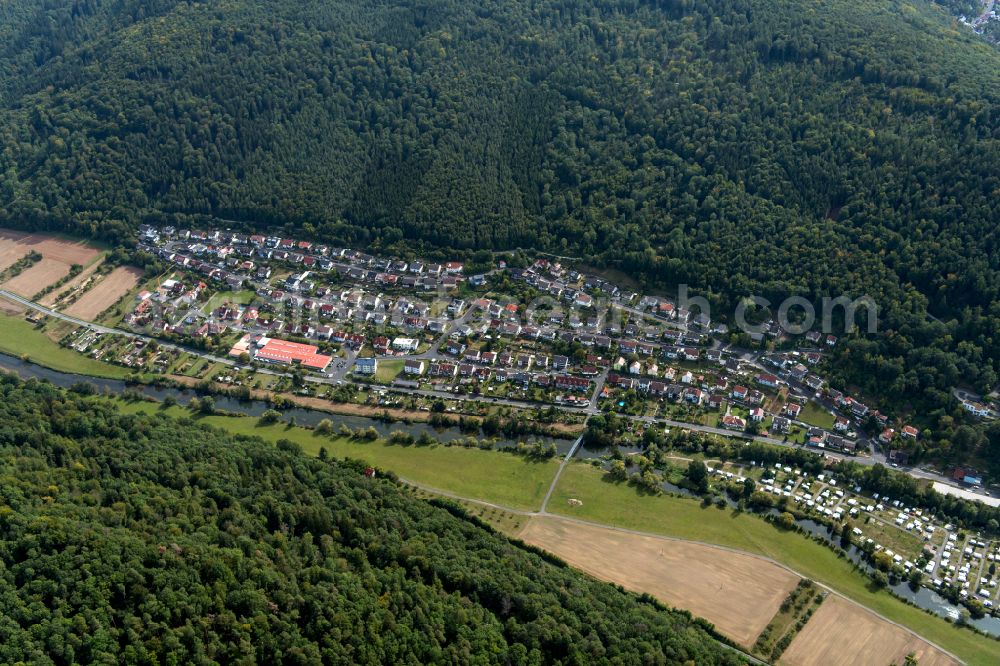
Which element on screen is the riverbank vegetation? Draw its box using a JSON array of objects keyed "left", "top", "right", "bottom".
[{"left": 115, "top": 399, "right": 560, "bottom": 511}]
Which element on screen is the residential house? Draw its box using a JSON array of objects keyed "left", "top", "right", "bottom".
[
  {"left": 392, "top": 337, "right": 420, "bottom": 352},
  {"left": 722, "top": 415, "right": 746, "bottom": 431},
  {"left": 555, "top": 375, "right": 590, "bottom": 392},
  {"left": 963, "top": 402, "right": 991, "bottom": 418},
  {"left": 354, "top": 357, "right": 378, "bottom": 375},
  {"left": 755, "top": 373, "right": 780, "bottom": 389}
]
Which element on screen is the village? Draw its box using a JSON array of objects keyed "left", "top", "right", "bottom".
[
  {"left": 1, "top": 223, "right": 1000, "bottom": 633},
  {"left": 119, "top": 225, "right": 995, "bottom": 453}
]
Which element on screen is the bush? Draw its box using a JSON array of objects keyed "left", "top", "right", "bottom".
[
  {"left": 259, "top": 409, "right": 282, "bottom": 425},
  {"left": 777, "top": 512, "right": 796, "bottom": 530},
  {"left": 389, "top": 430, "right": 415, "bottom": 445}
]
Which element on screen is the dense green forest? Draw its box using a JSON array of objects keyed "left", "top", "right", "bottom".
[
  {"left": 0, "top": 0, "right": 998, "bottom": 426},
  {"left": 0, "top": 376, "right": 739, "bottom": 664}
]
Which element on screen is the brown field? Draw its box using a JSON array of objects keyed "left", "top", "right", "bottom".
[
  {"left": 65, "top": 266, "right": 143, "bottom": 320},
  {"left": 0, "top": 298, "right": 24, "bottom": 315},
  {"left": 0, "top": 230, "right": 101, "bottom": 298},
  {"left": 0, "top": 230, "right": 98, "bottom": 270},
  {"left": 779, "top": 595, "right": 958, "bottom": 666},
  {"left": 2, "top": 258, "right": 72, "bottom": 297},
  {"left": 40, "top": 258, "right": 104, "bottom": 306},
  {"left": 517, "top": 516, "right": 799, "bottom": 647}
]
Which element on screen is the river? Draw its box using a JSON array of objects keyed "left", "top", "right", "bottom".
[{"left": 0, "top": 352, "right": 570, "bottom": 452}]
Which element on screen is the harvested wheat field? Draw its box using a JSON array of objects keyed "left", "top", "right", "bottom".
[
  {"left": 2, "top": 258, "right": 72, "bottom": 297},
  {"left": 39, "top": 258, "right": 103, "bottom": 306},
  {"left": 64, "top": 266, "right": 143, "bottom": 320},
  {"left": 518, "top": 516, "right": 799, "bottom": 647},
  {"left": 0, "top": 230, "right": 99, "bottom": 270},
  {"left": 779, "top": 595, "right": 958, "bottom": 666}
]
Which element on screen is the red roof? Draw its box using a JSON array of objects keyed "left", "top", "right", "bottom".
[{"left": 255, "top": 338, "right": 332, "bottom": 370}]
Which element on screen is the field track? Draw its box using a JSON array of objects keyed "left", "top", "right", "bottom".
[{"left": 65, "top": 266, "right": 142, "bottom": 319}]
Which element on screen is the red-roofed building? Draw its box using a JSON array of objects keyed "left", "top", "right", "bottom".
[
  {"left": 555, "top": 375, "right": 590, "bottom": 392},
  {"left": 253, "top": 337, "right": 332, "bottom": 371},
  {"left": 755, "top": 373, "right": 779, "bottom": 388},
  {"left": 722, "top": 415, "right": 746, "bottom": 431}
]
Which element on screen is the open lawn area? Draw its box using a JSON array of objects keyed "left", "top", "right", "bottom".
[
  {"left": 799, "top": 401, "right": 836, "bottom": 430},
  {"left": 374, "top": 359, "right": 405, "bottom": 383},
  {"left": 116, "top": 400, "right": 558, "bottom": 511},
  {"left": 205, "top": 289, "right": 257, "bottom": 310},
  {"left": 0, "top": 312, "right": 128, "bottom": 378},
  {"left": 858, "top": 516, "right": 927, "bottom": 561},
  {"left": 410, "top": 486, "right": 528, "bottom": 535},
  {"left": 547, "top": 462, "right": 1000, "bottom": 666}
]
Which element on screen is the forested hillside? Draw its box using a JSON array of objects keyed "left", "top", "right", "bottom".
[
  {"left": 0, "top": 0, "right": 998, "bottom": 415},
  {"left": 0, "top": 376, "right": 739, "bottom": 664}
]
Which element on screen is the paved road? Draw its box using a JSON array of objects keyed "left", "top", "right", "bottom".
[
  {"left": 0, "top": 289, "right": 243, "bottom": 368},
  {"left": 587, "top": 368, "right": 608, "bottom": 412},
  {"left": 0, "top": 288, "right": 985, "bottom": 496}
]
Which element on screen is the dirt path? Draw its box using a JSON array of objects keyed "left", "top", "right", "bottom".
[
  {"left": 64, "top": 266, "right": 143, "bottom": 319},
  {"left": 40, "top": 258, "right": 104, "bottom": 306}
]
